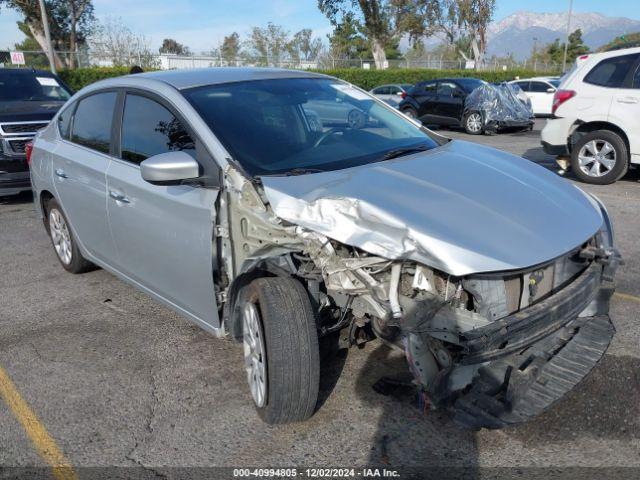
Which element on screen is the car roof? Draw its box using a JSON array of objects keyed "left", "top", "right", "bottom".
[
  {"left": 133, "top": 67, "right": 330, "bottom": 90},
  {"left": 0, "top": 68, "right": 58, "bottom": 77}
]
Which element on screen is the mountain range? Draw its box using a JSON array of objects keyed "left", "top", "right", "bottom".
[{"left": 486, "top": 11, "right": 640, "bottom": 60}]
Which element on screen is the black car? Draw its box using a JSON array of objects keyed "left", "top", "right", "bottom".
[
  {"left": 0, "top": 68, "right": 72, "bottom": 196},
  {"left": 399, "top": 77, "right": 490, "bottom": 134}
]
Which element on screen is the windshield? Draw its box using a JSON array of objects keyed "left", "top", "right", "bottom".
[
  {"left": 0, "top": 72, "right": 71, "bottom": 102},
  {"left": 549, "top": 80, "right": 561, "bottom": 88},
  {"left": 184, "top": 78, "right": 440, "bottom": 176}
]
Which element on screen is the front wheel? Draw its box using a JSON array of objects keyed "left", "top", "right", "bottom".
[
  {"left": 464, "top": 111, "right": 483, "bottom": 135},
  {"left": 238, "top": 277, "right": 320, "bottom": 424},
  {"left": 570, "top": 130, "right": 628, "bottom": 185}
]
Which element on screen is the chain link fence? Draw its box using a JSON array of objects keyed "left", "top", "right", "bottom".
[{"left": 0, "top": 49, "right": 563, "bottom": 73}]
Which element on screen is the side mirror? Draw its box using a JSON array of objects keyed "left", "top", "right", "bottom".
[
  {"left": 396, "top": 91, "right": 404, "bottom": 96},
  {"left": 140, "top": 151, "right": 200, "bottom": 185},
  {"left": 547, "top": 87, "right": 556, "bottom": 93}
]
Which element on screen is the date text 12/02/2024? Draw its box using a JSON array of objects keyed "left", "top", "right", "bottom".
[{"left": 233, "top": 468, "right": 401, "bottom": 478}]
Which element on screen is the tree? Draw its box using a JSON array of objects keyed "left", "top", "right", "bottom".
[
  {"left": 90, "top": 17, "right": 158, "bottom": 69},
  {"left": 456, "top": 0, "right": 495, "bottom": 67},
  {"left": 288, "top": 29, "right": 323, "bottom": 62},
  {"left": 220, "top": 32, "right": 241, "bottom": 63},
  {"left": 318, "top": 0, "right": 441, "bottom": 69},
  {"left": 326, "top": 12, "right": 369, "bottom": 60},
  {"left": 531, "top": 29, "right": 589, "bottom": 66},
  {"left": 245, "top": 22, "right": 290, "bottom": 66},
  {"left": 159, "top": 38, "right": 191, "bottom": 56},
  {"left": 599, "top": 32, "right": 640, "bottom": 52},
  {"left": 0, "top": 0, "right": 95, "bottom": 69}
]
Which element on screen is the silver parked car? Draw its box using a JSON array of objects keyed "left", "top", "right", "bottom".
[
  {"left": 369, "top": 83, "right": 413, "bottom": 107},
  {"left": 29, "top": 68, "right": 620, "bottom": 428}
]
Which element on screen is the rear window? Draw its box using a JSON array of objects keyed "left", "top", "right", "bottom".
[
  {"left": 70, "top": 92, "right": 117, "bottom": 154},
  {"left": 0, "top": 71, "right": 71, "bottom": 101},
  {"left": 584, "top": 54, "right": 640, "bottom": 88}
]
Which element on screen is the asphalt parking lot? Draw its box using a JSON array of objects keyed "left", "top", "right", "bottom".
[{"left": 1, "top": 119, "right": 639, "bottom": 477}]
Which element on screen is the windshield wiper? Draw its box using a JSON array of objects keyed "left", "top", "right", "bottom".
[
  {"left": 383, "top": 144, "right": 430, "bottom": 160},
  {"left": 282, "top": 167, "right": 326, "bottom": 176}
]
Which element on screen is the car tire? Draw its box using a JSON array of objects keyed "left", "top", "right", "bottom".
[
  {"left": 238, "top": 277, "right": 320, "bottom": 424},
  {"left": 570, "top": 130, "right": 628, "bottom": 185},
  {"left": 401, "top": 106, "right": 418, "bottom": 119},
  {"left": 464, "top": 111, "right": 483, "bottom": 135},
  {"left": 45, "top": 198, "right": 94, "bottom": 274}
]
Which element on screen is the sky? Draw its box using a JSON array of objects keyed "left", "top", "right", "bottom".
[{"left": 1, "top": 0, "right": 639, "bottom": 52}]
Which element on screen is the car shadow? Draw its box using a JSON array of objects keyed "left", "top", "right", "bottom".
[
  {"left": 315, "top": 332, "right": 349, "bottom": 412},
  {"left": 355, "top": 343, "right": 480, "bottom": 477},
  {"left": 0, "top": 190, "right": 33, "bottom": 205}
]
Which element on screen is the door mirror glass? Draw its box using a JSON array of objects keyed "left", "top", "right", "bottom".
[{"left": 140, "top": 151, "right": 200, "bottom": 185}]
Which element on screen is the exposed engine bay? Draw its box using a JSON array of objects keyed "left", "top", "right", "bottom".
[{"left": 221, "top": 163, "right": 620, "bottom": 429}]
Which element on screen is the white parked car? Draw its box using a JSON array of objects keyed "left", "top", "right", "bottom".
[
  {"left": 509, "top": 77, "right": 560, "bottom": 116},
  {"left": 541, "top": 47, "right": 640, "bottom": 184},
  {"left": 369, "top": 83, "right": 413, "bottom": 108}
]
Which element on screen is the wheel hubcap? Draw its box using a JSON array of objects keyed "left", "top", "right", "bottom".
[
  {"left": 578, "top": 140, "right": 616, "bottom": 178},
  {"left": 243, "top": 302, "right": 267, "bottom": 408},
  {"left": 49, "top": 208, "right": 72, "bottom": 265},
  {"left": 467, "top": 113, "right": 482, "bottom": 132}
]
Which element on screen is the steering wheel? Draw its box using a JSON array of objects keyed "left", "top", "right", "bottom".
[{"left": 313, "top": 127, "right": 346, "bottom": 148}]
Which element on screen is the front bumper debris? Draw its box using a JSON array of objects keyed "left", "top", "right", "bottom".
[{"left": 452, "top": 314, "right": 614, "bottom": 429}]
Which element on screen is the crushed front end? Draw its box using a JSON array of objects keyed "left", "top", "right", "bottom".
[{"left": 295, "top": 225, "right": 620, "bottom": 429}]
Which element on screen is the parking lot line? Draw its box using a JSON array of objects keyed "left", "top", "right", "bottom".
[
  {"left": 614, "top": 292, "right": 640, "bottom": 304},
  {"left": 0, "top": 366, "right": 77, "bottom": 480}
]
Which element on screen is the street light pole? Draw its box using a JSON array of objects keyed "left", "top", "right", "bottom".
[
  {"left": 38, "top": 0, "right": 57, "bottom": 74},
  {"left": 562, "top": 0, "right": 574, "bottom": 73}
]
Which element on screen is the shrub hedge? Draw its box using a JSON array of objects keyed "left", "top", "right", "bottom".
[
  {"left": 58, "top": 67, "right": 132, "bottom": 91},
  {"left": 58, "top": 66, "right": 556, "bottom": 92},
  {"left": 312, "top": 68, "right": 557, "bottom": 90}
]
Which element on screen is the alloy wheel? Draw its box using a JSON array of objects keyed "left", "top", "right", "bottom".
[
  {"left": 49, "top": 208, "right": 72, "bottom": 265},
  {"left": 466, "top": 113, "right": 482, "bottom": 133},
  {"left": 577, "top": 139, "right": 617, "bottom": 178},
  {"left": 243, "top": 301, "right": 267, "bottom": 408}
]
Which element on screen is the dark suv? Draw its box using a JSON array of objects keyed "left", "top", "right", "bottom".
[
  {"left": 399, "top": 77, "right": 487, "bottom": 133},
  {"left": 0, "top": 68, "right": 72, "bottom": 196}
]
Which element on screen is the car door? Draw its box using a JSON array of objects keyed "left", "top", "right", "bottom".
[
  {"left": 412, "top": 81, "right": 438, "bottom": 122},
  {"left": 106, "top": 91, "right": 221, "bottom": 330},
  {"left": 528, "top": 81, "right": 554, "bottom": 115},
  {"left": 385, "top": 86, "right": 402, "bottom": 107},
  {"left": 372, "top": 86, "right": 390, "bottom": 104},
  {"left": 608, "top": 55, "right": 640, "bottom": 161},
  {"left": 51, "top": 91, "right": 118, "bottom": 263},
  {"left": 435, "top": 81, "right": 465, "bottom": 124}
]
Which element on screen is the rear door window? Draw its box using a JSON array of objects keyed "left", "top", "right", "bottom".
[
  {"left": 70, "top": 92, "right": 117, "bottom": 154},
  {"left": 529, "top": 81, "right": 550, "bottom": 92},
  {"left": 516, "top": 81, "right": 530, "bottom": 92},
  {"left": 584, "top": 54, "right": 640, "bottom": 88},
  {"left": 57, "top": 105, "right": 74, "bottom": 140},
  {"left": 120, "top": 94, "right": 195, "bottom": 165}
]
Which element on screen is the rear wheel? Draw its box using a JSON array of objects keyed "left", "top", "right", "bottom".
[
  {"left": 570, "top": 130, "right": 628, "bottom": 185},
  {"left": 46, "top": 198, "right": 94, "bottom": 273},
  {"left": 464, "top": 111, "right": 483, "bottom": 135},
  {"left": 402, "top": 106, "right": 418, "bottom": 119},
  {"left": 238, "top": 277, "right": 320, "bottom": 424}
]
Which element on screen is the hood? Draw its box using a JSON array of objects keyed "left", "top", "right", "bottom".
[
  {"left": 261, "top": 140, "right": 603, "bottom": 276},
  {"left": 0, "top": 101, "right": 64, "bottom": 123}
]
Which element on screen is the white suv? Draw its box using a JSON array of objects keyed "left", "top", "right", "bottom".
[{"left": 541, "top": 47, "right": 640, "bottom": 184}]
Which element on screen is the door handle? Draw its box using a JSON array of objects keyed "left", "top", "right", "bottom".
[
  {"left": 617, "top": 96, "right": 639, "bottom": 104},
  {"left": 109, "top": 190, "right": 130, "bottom": 204},
  {"left": 54, "top": 169, "right": 68, "bottom": 179}
]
